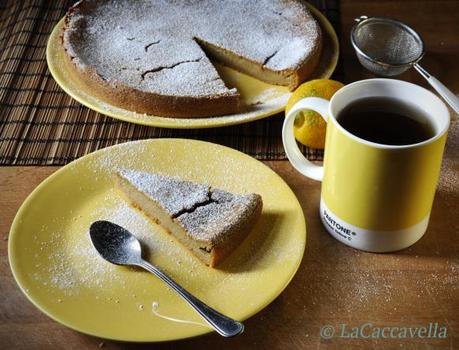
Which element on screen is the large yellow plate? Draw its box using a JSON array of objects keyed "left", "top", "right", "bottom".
[
  {"left": 46, "top": 3, "right": 339, "bottom": 129},
  {"left": 8, "top": 139, "right": 306, "bottom": 342}
]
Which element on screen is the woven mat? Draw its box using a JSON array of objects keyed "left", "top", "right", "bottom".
[{"left": 0, "top": 0, "right": 342, "bottom": 165}]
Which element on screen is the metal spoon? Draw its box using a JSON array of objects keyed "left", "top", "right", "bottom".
[{"left": 89, "top": 220, "right": 244, "bottom": 337}]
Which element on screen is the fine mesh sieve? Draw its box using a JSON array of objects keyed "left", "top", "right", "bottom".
[
  {"left": 351, "top": 16, "right": 459, "bottom": 114},
  {"left": 351, "top": 16, "right": 424, "bottom": 76}
]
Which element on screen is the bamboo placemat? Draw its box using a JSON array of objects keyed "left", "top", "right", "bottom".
[{"left": 0, "top": 0, "right": 343, "bottom": 165}]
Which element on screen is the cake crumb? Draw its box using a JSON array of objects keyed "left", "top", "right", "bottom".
[{"left": 98, "top": 342, "right": 105, "bottom": 348}]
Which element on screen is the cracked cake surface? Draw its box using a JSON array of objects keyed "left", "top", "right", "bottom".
[
  {"left": 117, "top": 169, "right": 261, "bottom": 245},
  {"left": 116, "top": 169, "right": 263, "bottom": 266},
  {"left": 62, "top": 0, "right": 322, "bottom": 117},
  {"left": 176, "top": 189, "right": 261, "bottom": 245}
]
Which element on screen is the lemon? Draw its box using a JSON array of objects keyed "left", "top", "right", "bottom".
[{"left": 286, "top": 79, "right": 344, "bottom": 149}]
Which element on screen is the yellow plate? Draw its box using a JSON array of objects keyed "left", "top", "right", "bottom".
[
  {"left": 46, "top": 3, "right": 339, "bottom": 129},
  {"left": 8, "top": 139, "right": 306, "bottom": 342}
]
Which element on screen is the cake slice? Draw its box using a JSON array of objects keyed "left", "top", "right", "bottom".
[{"left": 115, "top": 169, "right": 263, "bottom": 267}]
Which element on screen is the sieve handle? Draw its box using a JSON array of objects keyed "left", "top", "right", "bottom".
[
  {"left": 282, "top": 97, "right": 329, "bottom": 182},
  {"left": 414, "top": 64, "right": 459, "bottom": 115}
]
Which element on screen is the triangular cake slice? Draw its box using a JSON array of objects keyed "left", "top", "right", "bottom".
[{"left": 115, "top": 169, "right": 263, "bottom": 267}]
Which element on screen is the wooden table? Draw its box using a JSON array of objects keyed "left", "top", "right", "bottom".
[{"left": 1, "top": 1, "right": 458, "bottom": 349}]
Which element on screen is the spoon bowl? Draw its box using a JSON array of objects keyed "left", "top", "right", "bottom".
[{"left": 90, "top": 220, "right": 142, "bottom": 265}]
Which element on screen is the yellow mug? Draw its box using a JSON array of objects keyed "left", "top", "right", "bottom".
[{"left": 282, "top": 79, "right": 450, "bottom": 252}]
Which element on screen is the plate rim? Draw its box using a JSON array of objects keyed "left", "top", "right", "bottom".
[
  {"left": 46, "top": 2, "right": 339, "bottom": 129},
  {"left": 8, "top": 138, "right": 307, "bottom": 342}
]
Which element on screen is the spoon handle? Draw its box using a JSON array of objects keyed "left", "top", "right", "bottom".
[
  {"left": 414, "top": 63, "right": 459, "bottom": 115},
  {"left": 137, "top": 260, "right": 244, "bottom": 337}
]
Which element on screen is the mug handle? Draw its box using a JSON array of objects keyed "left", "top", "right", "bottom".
[{"left": 282, "top": 97, "right": 330, "bottom": 182}]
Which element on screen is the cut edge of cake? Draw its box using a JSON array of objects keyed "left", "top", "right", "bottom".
[
  {"left": 115, "top": 170, "right": 263, "bottom": 267},
  {"left": 195, "top": 33, "right": 322, "bottom": 91}
]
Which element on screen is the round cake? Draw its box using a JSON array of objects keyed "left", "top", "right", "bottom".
[{"left": 62, "top": 0, "right": 322, "bottom": 118}]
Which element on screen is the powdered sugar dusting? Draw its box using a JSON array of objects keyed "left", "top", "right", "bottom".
[
  {"left": 32, "top": 223, "right": 124, "bottom": 295},
  {"left": 118, "top": 169, "right": 262, "bottom": 245},
  {"left": 31, "top": 195, "right": 297, "bottom": 297},
  {"left": 63, "top": 0, "right": 320, "bottom": 96},
  {"left": 54, "top": 23, "right": 292, "bottom": 125},
  {"left": 25, "top": 139, "right": 304, "bottom": 320},
  {"left": 438, "top": 118, "right": 458, "bottom": 197},
  {"left": 118, "top": 169, "right": 210, "bottom": 217},
  {"left": 31, "top": 199, "right": 203, "bottom": 296},
  {"left": 178, "top": 191, "right": 261, "bottom": 244}
]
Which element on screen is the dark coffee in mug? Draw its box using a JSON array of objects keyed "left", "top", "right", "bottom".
[{"left": 337, "top": 97, "right": 435, "bottom": 145}]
